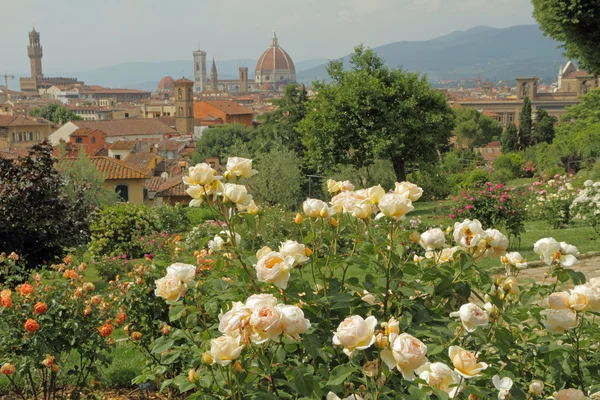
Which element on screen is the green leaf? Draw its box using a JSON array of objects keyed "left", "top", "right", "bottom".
[
  {"left": 326, "top": 364, "right": 357, "bottom": 386},
  {"left": 152, "top": 337, "right": 175, "bottom": 354},
  {"left": 293, "top": 367, "right": 313, "bottom": 397},
  {"left": 169, "top": 305, "right": 186, "bottom": 322},
  {"left": 159, "top": 378, "right": 173, "bottom": 392},
  {"left": 161, "top": 350, "right": 181, "bottom": 364},
  {"left": 303, "top": 333, "right": 323, "bottom": 361}
]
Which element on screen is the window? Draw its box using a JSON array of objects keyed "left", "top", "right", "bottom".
[
  {"left": 125, "top": 113, "right": 129, "bottom": 118},
  {"left": 265, "top": 76, "right": 270, "bottom": 81},
  {"left": 196, "top": 62, "right": 200, "bottom": 72},
  {"left": 115, "top": 185, "right": 129, "bottom": 202},
  {"left": 36, "top": 132, "right": 40, "bottom": 140},
  {"left": 178, "top": 88, "right": 182, "bottom": 99},
  {"left": 91, "top": 137, "right": 96, "bottom": 143},
  {"left": 115, "top": 155, "right": 121, "bottom": 160},
  {"left": 76, "top": 137, "right": 83, "bottom": 143},
  {"left": 188, "top": 88, "right": 192, "bottom": 97}
]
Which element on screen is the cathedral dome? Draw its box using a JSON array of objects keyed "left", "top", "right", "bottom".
[
  {"left": 158, "top": 76, "right": 175, "bottom": 91},
  {"left": 255, "top": 32, "right": 296, "bottom": 88}
]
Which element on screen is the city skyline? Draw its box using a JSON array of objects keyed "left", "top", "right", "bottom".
[{"left": 2, "top": 0, "right": 535, "bottom": 74}]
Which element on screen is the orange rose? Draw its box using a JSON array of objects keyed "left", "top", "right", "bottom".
[
  {"left": 19, "top": 283, "right": 34, "bottom": 296},
  {"left": 78, "top": 263, "right": 87, "bottom": 272},
  {"left": 34, "top": 302, "right": 48, "bottom": 314},
  {"left": 98, "top": 323, "right": 114, "bottom": 337},
  {"left": 131, "top": 332, "right": 142, "bottom": 341},
  {"left": 41, "top": 355, "right": 55, "bottom": 368},
  {"left": 63, "top": 269, "right": 79, "bottom": 280},
  {"left": 114, "top": 312, "right": 127, "bottom": 326},
  {"left": 51, "top": 364, "right": 59, "bottom": 373},
  {"left": 82, "top": 282, "right": 95, "bottom": 292},
  {"left": 84, "top": 305, "right": 92, "bottom": 316},
  {"left": 24, "top": 318, "right": 40, "bottom": 333},
  {"left": 1, "top": 363, "right": 16, "bottom": 375},
  {"left": 63, "top": 255, "right": 73, "bottom": 265},
  {"left": 161, "top": 325, "right": 172, "bottom": 335},
  {"left": 1, "top": 295, "right": 12, "bottom": 308},
  {"left": 73, "top": 288, "right": 84, "bottom": 298},
  {"left": 90, "top": 295, "right": 103, "bottom": 306}
]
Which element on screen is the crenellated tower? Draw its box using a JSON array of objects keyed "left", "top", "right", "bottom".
[{"left": 28, "top": 26, "right": 43, "bottom": 79}]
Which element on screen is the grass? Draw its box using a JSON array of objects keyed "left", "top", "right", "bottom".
[{"left": 506, "top": 177, "right": 537, "bottom": 188}]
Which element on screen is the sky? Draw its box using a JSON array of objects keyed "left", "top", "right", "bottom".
[{"left": 2, "top": 0, "right": 535, "bottom": 74}]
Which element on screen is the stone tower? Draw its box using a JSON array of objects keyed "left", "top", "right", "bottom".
[
  {"left": 210, "top": 58, "right": 218, "bottom": 92},
  {"left": 174, "top": 78, "right": 194, "bottom": 134},
  {"left": 193, "top": 49, "right": 206, "bottom": 93},
  {"left": 239, "top": 67, "right": 248, "bottom": 93},
  {"left": 28, "top": 26, "right": 43, "bottom": 79}
]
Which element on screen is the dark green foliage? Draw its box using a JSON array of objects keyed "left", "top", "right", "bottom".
[
  {"left": 0, "top": 142, "right": 93, "bottom": 273},
  {"left": 519, "top": 96, "right": 533, "bottom": 148},
  {"left": 442, "top": 149, "right": 483, "bottom": 174},
  {"left": 532, "top": 0, "right": 600, "bottom": 75},
  {"left": 186, "top": 206, "right": 219, "bottom": 225},
  {"left": 533, "top": 109, "right": 557, "bottom": 144},
  {"left": 502, "top": 123, "right": 519, "bottom": 153},
  {"left": 191, "top": 124, "right": 255, "bottom": 164},
  {"left": 454, "top": 107, "right": 503, "bottom": 149},
  {"left": 407, "top": 164, "right": 451, "bottom": 200},
  {"left": 29, "top": 102, "right": 81, "bottom": 124},
  {"left": 155, "top": 204, "right": 189, "bottom": 233},
  {"left": 299, "top": 45, "right": 455, "bottom": 182},
  {"left": 494, "top": 153, "right": 525, "bottom": 179}
]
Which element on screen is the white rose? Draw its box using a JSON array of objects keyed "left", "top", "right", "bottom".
[
  {"left": 154, "top": 276, "right": 185, "bottom": 302},
  {"left": 555, "top": 388, "right": 586, "bottom": 400},
  {"left": 277, "top": 304, "right": 311, "bottom": 340},
  {"left": 208, "top": 235, "right": 225, "bottom": 251},
  {"left": 256, "top": 246, "right": 272, "bottom": 260},
  {"left": 366, "top": 185, "right": 386, "bottom": 204},
  {"left": 529, "top": 380, "right": 544, "bottom": 396},
  {"left": 245, "top": 293, "right": 278, "bottom": 310},
  {"left": 249, "top": 305, "right": 283, "bottom": 344},
  {"left": 209, "top": 335, "right": 244, "bottom": 366},
  {"left": 419, "top": 228, "right": 446, "bottom": 251},
  {"left": 380, "top": 332, "right": 428, "bottom": 380},
  {"left": 448, "top": 346, "right": 488, "bottom": 378},
  {"left": 450, "top": 303, "right": 489, "bottom": 332},
  {"left": 361, "top": 290, "right": 376, "bottom": 305},
  {"left": 568, "top": 292, "right": 588, "bottom": 311},
  {"left": 453, "top": 219, "right": 486, "bottom": 248},
  {"left": 485, "top": 229, "right": 509, "bottom": 257},
  {"left": 254, "top": 252, "right": 295, "bottom": 289},
  {"left": 541, "top": 308, "right": 578, "bottom": 334},
  {"left": 326, "top": 393, "right": 365, "bottom": 400},
  {"left": 573, "top": 284, "right": 600, "bottom": 311},
  {"left": 547, "top": 291, "right": 571, "bottom": 309},
  {"left": 584, "top": 179, "right": 593, "bottom": 187},
  {"left": 166, "top": 263, "right": 196, "bottom": 286},
  {"left": 226, "top": 157, "right": 257, "bottom": 178},
  {"left": 222, "top": 183, "right": 252, "bottom": 205},
  {"left": 186, "top": 185, "right": 206, "bottom": 207},
  {"left": 183, "top": 163, "right": 221, "bottom": 186},
  {"left": 416, "top": 362, "right": 461, "bottom": 397},
  {"left": 352, "top": 202, "right": 375, "bottom": 219},
  {"left": 218, "top": 302, "right": 251, "bottom": 337},
  {"left": 238, "top": 200, "right": 259, "bottom": 215},
  {"left": 493, "top": 375, "right": 513, "bottom": 400},
  {"left": 394, "top": 181, "right": 423, "bottom": 202},
  {"left": 376, "top": 193, "right": 414, "bottom": 220},
  {"left": 503, "top": 252, "right": 527, "bottom": 269},
  {"left": 279, "top": 240, "right": 309, "bottom": 266},
  {"left": 533, "top": 237, "right": 561, "bottom": 265},
  {"left": 303, "top": 198, "right": 330, "bottom": 218},
  {"left": 333, "top": 315, "right": 377, "bottom": 357},
  {"left": 327, "top": 179, "right": 342, "bottom": 193}
]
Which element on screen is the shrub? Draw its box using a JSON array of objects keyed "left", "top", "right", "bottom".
[
  {"left": 462, "top": 168, "right": 490, "bottom": 188},
  {"left": 88, "top": 203, "right": 162, "bottom": 259},
  {"left": 186, "top": 206, "right": 218, "bottom": 226},
  {"left": 571, "top": 179, "right": 600, "bottom": 238},
  {"left": 524, "top": 175, "right": 579, "bottom": 228},
  {"left": 408, "top": 164, "right": 451, "bottom": 200},
  {"left": 493, "top": 152, "right": 524, "bottom": 178},
  {"left": 155, "top": 204, "right": 189, "bottom": 233},
  {"left": 92, "top": 255, "right": 133, "bottom": 281},
  {"left": 489, "top": 168, "right": 513, "bottom": 184}
]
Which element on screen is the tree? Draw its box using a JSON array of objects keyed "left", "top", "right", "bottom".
[
  {"left": 518, "top": 97, "right": 533, "bottom": 148},
  {"left": 30, "top": 103, "right": 81, "bottom": 125},
  {"left": 532, "top": 0, "right": 600, "bottom": 75},
  {"left": 191, "top": 124, "right": 255, "bottom": 165},
  {"left": 533, "top": 109, "right": 557, "bottom": 144},
  {"left": 0, "top": 142, "right": 93, "bottom": 273},
  {"left": 502, "top": 123, "right": 519, "bottom": 153},
  {"left": 454, "top": 108, "right": 503, "bottom": 149},
  {"left": 299, "top": 46, "right": 455, "bottom": 182}
]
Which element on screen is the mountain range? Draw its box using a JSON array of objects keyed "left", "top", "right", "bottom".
[{"left": 40, "top": 25, "right": 569, "bottom": 91}]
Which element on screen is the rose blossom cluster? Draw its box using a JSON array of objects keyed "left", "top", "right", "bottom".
[
  {"left": 542, "top": 278, "right": 600, "bottom": 334},
  {"left": 154, "top": 263, "right": 197, "bottom": 302},
  {"left": 253, "top": 240, "right": 311, "bottom": 289},
  {"left": 183, "top": 157, "right": 259, "bottom": 214},
  {"left": 303, "top": 180, "right": 422, "bottom": 222},
  {"left": 534, "top": 238, "right": 578, "bottom": 267},
  {"left": 209, "top": 294, "right": 310, "bottom": 365}
]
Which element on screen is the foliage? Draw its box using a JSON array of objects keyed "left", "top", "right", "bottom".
[
  {"left": 570, "top": 179, "right": 600, "bottom": 238},
  {"left": 493, "top": 153, "right": 525, "bottom": 179},
  {"left": 524, "top": 174, "right": 579, "bottom": 229},
  {"left": 92, "top": 254, "right": 135, "bottom": 281},
  {"left": 191, "top": 124, "right": 255, "bottom": 165},
  {"left": 533, "top": 109, "right": 556, "bottom": 145},
  {"left": 0, "top": 142, "right": 93, "bottom": 274},
  {"left": 252, "top": 143, "right": 304, "bottom": 209},
  {"left": 441, "top": 148, "right": 483, "bottom": 174},
  {"left": 449, "top": 182, "right": 526, "bottom": 240},
  {"left": 461, "top": 168, "right": 491, "bottom": 188},
  {"left": 88, "top": 203, "right": 162, "bottom": 260},
  {"left": 299, "top": 45, "right": 455, "bottom": 182},
  {"left": 532, "top": 0, "right": 600, "bottom": 75},
  {"left": 453, "top": 108, "right": 503, "bottom": 149},
  {"left": 501, "top": 123, "right": 519, "bottom": 153},
  {"left": 519, "top": 96, "right": 533, "bottom": 148},
  {"left": 186, "top": 206, "right": 219, "bottom": 226},
  {"left": 0, "top": 259, "right": 120, "bottom": 399},
  {"left": 29, "top": 103, "right": 81, "bottom": 125},
  {"left": 155, "top": 204, "right": 189, "bottom": 233},
  {"left": 407, "top": 164, "right": 451, "bottom": 201}
]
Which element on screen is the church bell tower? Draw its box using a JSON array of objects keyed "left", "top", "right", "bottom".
[
  {"left": 28, "top": 26, "right": 44, "bottom": 79},
  {"left": 174, "top": 78, "right": 194, "bottom": 135}
]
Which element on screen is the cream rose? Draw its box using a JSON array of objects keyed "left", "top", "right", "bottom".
[
  {"left": 450, "top": 303, "right": 489, "bottom": 332},
  {"left": 154, "top": 276, "right": 185, "bottom": 302},
  {"left": 166, "top": 263, "right": 196, "bottom": 286},
  {"left": 249, "top": 305, "right": 283, "bottom": 344},
  {"left": 448, "top": 346, "right": 488, "bottom": 378},
  {"left": 380, "top": 332, "right": 428, "bottom": 380},
  {"left": 533, "top": 237, "right": 561, "bottom": 265},
  {"left": 394, "top": 181, "right": 423, "bottom": 202},
  {"left": 554, "top": 388, "right": 586, "bottom": 400},
  {"left": 376, "top": 193, "right": 414, "bottom": 220},
  {"left": 529, "top": 380, "right": 544, "bottom": 395},
  {"left": 568, "top": 292, "right": 588, "bottom": 311},
  {"left": 222, "top": 183, "right": 252, "bottom": 205},
  {"left": 453, "top": 219, "right": 486, "bottom": 248},
  {"left": 218, "top": 302, "right": 251, "bottom": 337},
  {"left": 485, "top": 229, "right": 509, "bottom": 257},
  {"left": 279, "top": 240, "right": 309, "bottom": 266},
  {"left": 209, "top": 335, "right": 245, "bottom": 366},
  {"left": 183, "top": 163, "right": 221, "bottom": 186},
  {"left": 503, "top": 251, "right": 527, "bottom": 269},
  {"left": 226, "top": 157, "right": 257, "bottom": 178},
  {"left": 238, "top": 200, "right": 259, "bottom": 215},
  {"left": 541, "top": 308, "right": 578, "bottom": 334},
  {"left": 333, "top": 315, "right": 377, "bottom": 357},
  {"left": 502, "top": 277, "right": 520, "bottom": 295},
  {"left": 366, "top": 185, "right": 385, "bottom": 204},
  {"left": 547, "top": 291, "right": 570, "bottom": 310},
  {"left": 326, "top": 393, "right": 365, "bottom": 400},
  {"left": 277, "top": 304, "right": 311, "bottom": 340},
  {"left": 303, "top": 198, "right": 330, "bottom": 218},
  {"left": 254, "top": 252, "right": 295, "bottom": 289},
  {"left": 416, "top": 362, "right": 461, "bottom": 396},
  {"left": 493, "top": 375, "right": 513, "bottom": 400},
  {"left": 573, "top": 284, "right": 600, "bottom": 311},
  {"left": 245, "top": 293, "right": 278, "bottom": 310},
  {"left": 419, "top": 228, "right": 446, "bottom": 251}
]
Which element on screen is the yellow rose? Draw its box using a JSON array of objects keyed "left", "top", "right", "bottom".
[{"left": 448, "top": 346, "right": 488, "bottom": 378}]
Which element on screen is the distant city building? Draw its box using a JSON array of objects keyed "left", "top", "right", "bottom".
[
  {"left": 0, "top": 115, "right": 55, "bottom": 149},
  {"left": 193, "top": 50, "right": 207, "bottom": 93},
  {"left": 157, "top": 76, "right": 175, "bottom": 93}
]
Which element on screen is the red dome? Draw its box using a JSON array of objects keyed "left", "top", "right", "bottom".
[
  {"left": 255, "top": 32, "right": 295, "bottom": 75},
  {"left": 157, "top": 76, "right": 175, "bottom": 91},
  {"left": 260, "top": 83, "right": 274, "bottom": 91}
]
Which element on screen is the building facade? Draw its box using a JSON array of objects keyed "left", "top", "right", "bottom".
[
  {"left": 174, "top": 78, "right": 194, "bottom": 134},
  {"left": 193, "top": 50, "right": 207, "bottom": 93},
  {"left": 0, "top": 115, "right": 55, "bottom": 149}
]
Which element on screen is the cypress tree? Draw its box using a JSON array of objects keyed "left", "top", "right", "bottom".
[
  {"left": 502, "top": 123, "right": 519, "bottom": 153},
  {"left": 518, "top": 96, "right": 533, "bottom": 148}
]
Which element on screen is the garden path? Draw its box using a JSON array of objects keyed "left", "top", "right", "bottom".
[{"left": 517, "top": 255, "right": 600, "bottom": 284}]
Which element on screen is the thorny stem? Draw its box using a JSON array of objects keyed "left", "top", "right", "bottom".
[
  {"left": 6, "top": 374, "right": 27, "bottom": 400},
  {"left": 451, "top": 376, "right": 464, "bottom": 400},
  {"left": 383, "top": 220, "right": 395, "bottom": 319}
]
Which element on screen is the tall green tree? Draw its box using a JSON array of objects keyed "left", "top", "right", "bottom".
[
  {"left": 298, "top": 46, "right": 455, "bottom": 182},
  {"left": 533, "top": 109, "right": 557, "bottom": 144},
  {"left": 454, "top": 108, "right": 503, "bottom": 149},
  {"left": 532, "top": 0, "right": 600, "bottom": 75},
  {"left": 518, "top": 97, "right": 533, "bottom": 149},
  {"left": 30, "top": 103, "right": 81, "bottom": 125},
  {"left": 191, "top": 124, "right": 255, "bottom": 165},
  {"left": 502, "top": 123, "right": 519, "bottom": 153}
]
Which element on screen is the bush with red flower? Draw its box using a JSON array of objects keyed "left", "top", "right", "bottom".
[{"left": 449, "top": 182, "right": 526, "bottom": 241}]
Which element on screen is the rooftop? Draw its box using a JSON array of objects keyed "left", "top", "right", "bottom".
[
  {"left": 58, "top": 156, "right": 150, "bottom": 180},
  {"left": 73, "top": 119, "right": 177, "bottom": 137},
  {"left": 198, "top": 100, "right": 254, "bottom": 116}
]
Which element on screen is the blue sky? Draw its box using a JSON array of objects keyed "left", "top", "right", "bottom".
[{"left": 2, "top": 0, "right": 535, "bottom": 74}]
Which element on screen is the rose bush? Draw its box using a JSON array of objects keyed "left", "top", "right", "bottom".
[{"left": 524, "top": 174, "right": 580, "bottom": 229}]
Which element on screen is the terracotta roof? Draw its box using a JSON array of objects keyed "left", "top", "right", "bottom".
[
  {"left": 157, "top": 176, "right": 189, "bottom": 197},
  {"left": 0, "top": 148, "right": 31, "bottom": 159},
  {"left": 58, "top": 157, "right": 150, "bottom": 180},
  {"left": 123, "top": 152, "right": 160, "bottom": 173},
  {"left": 256, "top": 41, "right": 295, "bottom": 73},
  {"left": 174, "top": 78, "right": 193, "bottom": 85},
  {"left": 79, "top": 88, "right": 151, "bottom": 95},
  {"left": 156, "top": 116, "right": 206, "bottom": 128},
  {"left": 108, "top": 140, "right": 140, "bottom": 150},
  {"left": 0, "top": 115, "right": 51, "bottom": 127},
  {"left": 485, "top": 141, "right": 502, "bottom": 148},
  {"left": 95, "top": 146, "right": 108, "bottom": 156},
  {"left": 73, "top": 119, "right": 176, "bottom": 137},
  {"left": 563, "top": 70, "right": 593, "bottom": 79},
  {"left": 199, "top": 100, "right": 254, "bottom": 116},
  {"left": 156, "top": 139, "right": 187, "bottom": 151},
  {"left": 71, "top": 128, "right": 105, "bottom": 137},
  {"left": 178, "top": 146, "right": 196, "bottom": 156},
  {"left": 158, "top": 76, "right": 175, "bottom": 91},
  {"left": 145, "top": 176, "right": 166, "bottom": 192}
]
